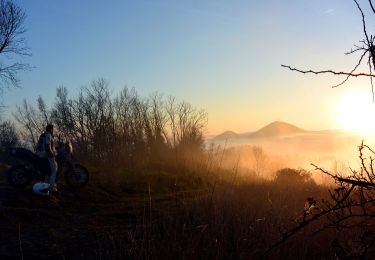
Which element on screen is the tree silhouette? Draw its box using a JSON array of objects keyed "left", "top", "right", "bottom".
[
  {"left": 251, "top": 145, "right": 268, "bottom": 177},
  {"left": 0, "top": 0, "right": 30, "bottom": 91},
  {"left": 15, "top": 80, "right": 208, "bottom": 169}
]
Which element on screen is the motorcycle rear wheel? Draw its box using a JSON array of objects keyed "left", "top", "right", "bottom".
[
  {"left": 7, "top": 165, "right": 34, "bottom": 188},
  {"left": 64, "top": 164, "right": 89, "bottom": 189}
]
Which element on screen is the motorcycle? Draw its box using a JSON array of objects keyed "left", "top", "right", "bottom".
[{"left": 7, "top": 141, "right": 89, "bottom": 189}]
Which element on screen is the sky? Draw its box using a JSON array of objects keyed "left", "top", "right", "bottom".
[{"left": 3, "top": 0, "right": 375, "bottom": 135}]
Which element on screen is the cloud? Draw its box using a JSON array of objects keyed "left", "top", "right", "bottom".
[{"left": 323, "top": 8, "right": 335, "bottom": 15}]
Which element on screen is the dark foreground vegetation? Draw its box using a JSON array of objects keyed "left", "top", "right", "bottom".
[
  {"left": 4, "top": 147, "right": 375, "bottom": 259},
  {"left": 0, "top": 164, "right": 332, "bottom": 259},
  {"left": 4, "top": 161, "right": 375, "bottom": 259}
]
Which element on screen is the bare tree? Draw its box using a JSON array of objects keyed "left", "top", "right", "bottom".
[
  {"left": 14, "top": 79, "right": 208, "bottom": 170},
  {"left": 251, "top": 145, "right": 268, "bottom": 177},
  {"left": 164, "top": 99, "right": 207, "bottom": 152},
  {"left": 143, "top": 93, "right": 169, "bottom": 167},
  {"left": 37, "top": 96, "right": 50, "bottom": 124},
  {"left": 0, "top": 120, "right": 18, "bottom": 148},
  {"left": 14, "top": 99, "right": 45, "bottom": 148},
  {"left": 51, "top": 86, "right": 75, "bottom": 139},
  {"left": 75, "top": 79, "right": 115, "bottom": 161},
  {"left": 0, "top": 0, "right": 30, "bottom": 90}
]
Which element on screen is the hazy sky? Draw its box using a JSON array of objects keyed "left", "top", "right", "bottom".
[{"left": 4, "top": 0, "right": 375, "bottom": 134}]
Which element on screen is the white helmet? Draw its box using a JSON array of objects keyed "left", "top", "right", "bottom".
[{"left": 32, "top": 182, "right": 50, "bottom": 196}]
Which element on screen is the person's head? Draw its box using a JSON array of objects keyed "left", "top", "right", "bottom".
[{"left": 46, "top": 124, "right": 54, "bottom": 135}]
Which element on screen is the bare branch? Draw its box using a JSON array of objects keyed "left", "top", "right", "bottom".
[
  {"left": 0, "top": 0, "right": 30, "bottom": 90},
  {"left": 332, "top": 50, "right": 368, "bottom": 87},
  {"left": 281, "top": 65, "right": 375, "bottom": 87},
  {"left": 345, "top": 46, "right": 366, "bottom": 55},
  {"left": 354, "top": 0, "right": 370, "bottom": 43}
]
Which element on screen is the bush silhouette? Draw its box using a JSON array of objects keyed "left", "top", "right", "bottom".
[{"left": 274, "top": 168, "right": 315, "bottom": 186}]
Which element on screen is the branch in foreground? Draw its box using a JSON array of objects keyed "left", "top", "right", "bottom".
[
  {"left": 264, "top": 187, "right": 355, "bottom": 255},
  {"left": 311, "top": 163, "right": 375, "bottom": 188},
  {"left": 281, "top": 64, "right": 375, "bottom": 87},
  {"left": 267, "top": 143, "right": 375, "bottom": 255}
]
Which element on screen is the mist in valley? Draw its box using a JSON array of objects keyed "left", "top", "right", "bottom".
[{"left": 206, "top": 121, "right": 371, "bottom": 185}]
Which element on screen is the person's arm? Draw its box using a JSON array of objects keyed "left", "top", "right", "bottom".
[{"left": 44, "top": 134, "right": 55, "bottom": 158}]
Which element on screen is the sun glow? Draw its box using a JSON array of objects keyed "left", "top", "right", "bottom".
[{"left": 336, "top": 89, "right": 375, "bottom": 135}]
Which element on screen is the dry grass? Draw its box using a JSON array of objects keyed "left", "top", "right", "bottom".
[{"left": 1, "top": 162, "right": 368, "bottom": 259}]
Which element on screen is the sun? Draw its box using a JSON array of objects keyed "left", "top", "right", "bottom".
[{"left": 336, "top": 89, "right": 375, "bottom": 135}]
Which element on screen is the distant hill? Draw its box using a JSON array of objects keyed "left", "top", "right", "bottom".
[
  {"left": 214, "top": 130, "right": 239, "bottom": 140},
  {"left": 250, "top": 121, "right": 305, "bottom": 138},
  {"left": 212, "top": 121, "right": 346, "bottom": 142}
]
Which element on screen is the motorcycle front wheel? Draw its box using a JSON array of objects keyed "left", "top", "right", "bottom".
[
  {"left": 64, "top": 164, "right": 89, "bottom": 189},
  {"left": 7, "top": 165, "right": 34, "bottom": 188}
]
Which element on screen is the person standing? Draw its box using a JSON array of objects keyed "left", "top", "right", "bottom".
[{"left": 36, "top": 124, "right": 58, "bottom": 193}]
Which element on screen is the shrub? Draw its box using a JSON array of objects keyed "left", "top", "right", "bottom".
[{"left": 274, "top": 168, "right": 315, "bottom": 186}]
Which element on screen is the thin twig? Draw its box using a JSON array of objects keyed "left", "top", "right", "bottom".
[
  {"left": 369, "top": 0, "right": 375, "bottom": 14},
  {"left": 370, "top": 61, "right": 375, "bottom": 101},
  {"left": 354, "top": 0, "right": 370, "bottom": 43},
  {"left": 363, "top": 144, "right": 375, "bottom": 155},
  {"left": 332, "top": 50, "right": 368, "bottom": 87},
  {"left": 345, "top": 46, "right": 366, "bottom": 55}
]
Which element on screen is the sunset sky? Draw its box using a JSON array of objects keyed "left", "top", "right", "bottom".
[{"left": 5, "top": 0, "right": 375, "bottom": 135}]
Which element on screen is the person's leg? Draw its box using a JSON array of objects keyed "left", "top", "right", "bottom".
[
  {"left": 47, "top": 157, "right": 58, "bottom": 191},
  {"left": 44, "top": 158, "right": 50, "bottom": 183}
]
